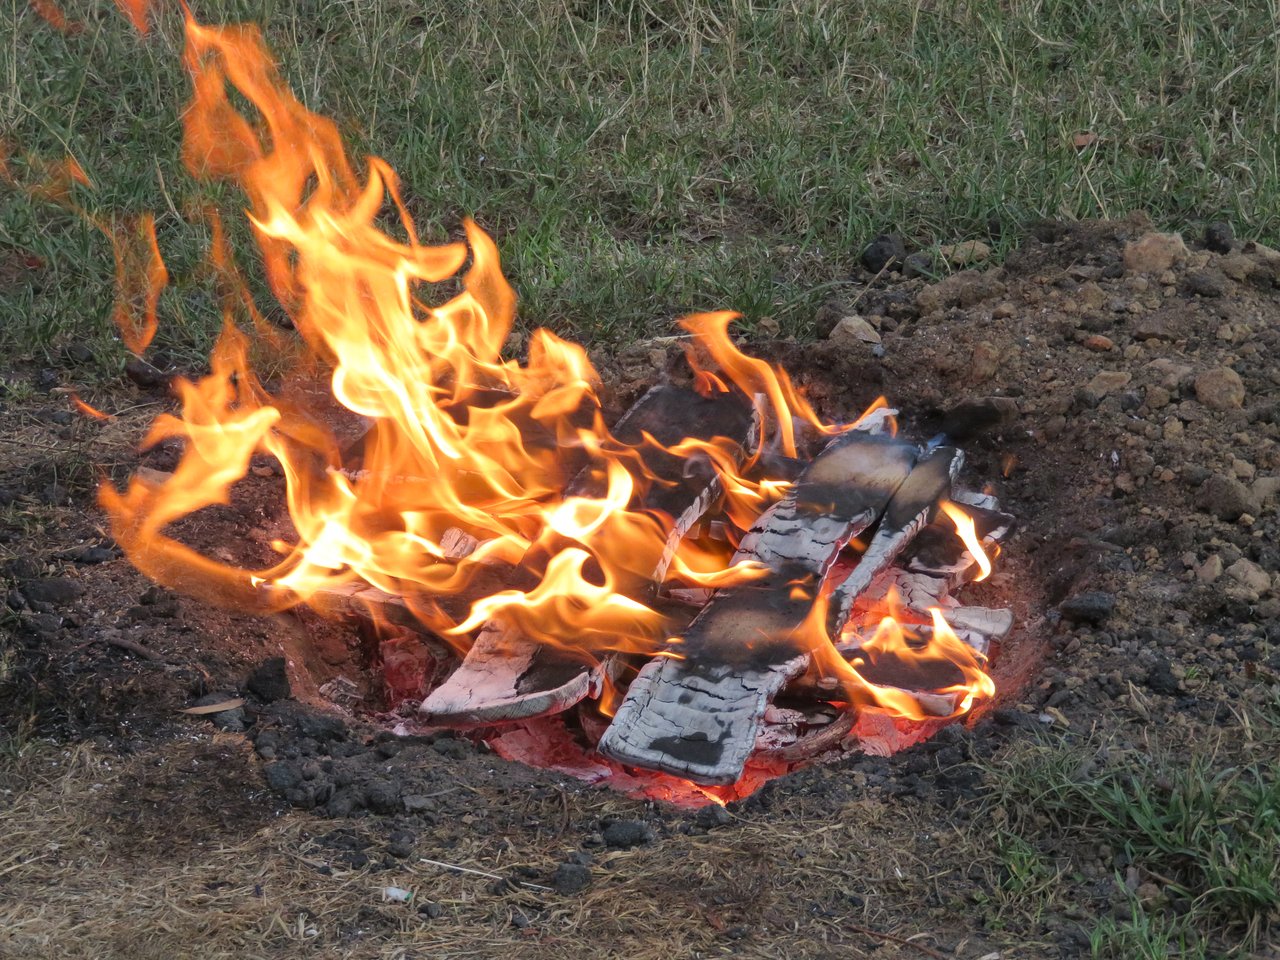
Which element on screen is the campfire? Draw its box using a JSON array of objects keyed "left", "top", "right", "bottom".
[{"left": 101, "top": 15, "right": 1014, "bottom": 805}]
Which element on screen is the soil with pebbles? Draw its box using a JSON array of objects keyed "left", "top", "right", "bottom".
[{"left": 1, "top": 214, "right": 1278, "bottom": 955}]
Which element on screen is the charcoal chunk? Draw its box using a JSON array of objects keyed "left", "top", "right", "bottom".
[
  {"left": 245, "top": 657, "right": 291, "bottom": 703},
  {"left": 861, "top": 233, "right": 906, "bottom": 273}
]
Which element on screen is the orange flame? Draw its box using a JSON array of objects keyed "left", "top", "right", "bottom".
[
  {"left": 70, "top": 393, "right": 114, "bottom": 421},
  {"left": 114, "top": 0, "right": 151, "bottom": 34},
  {"left": 940, "top": 501, "right": 992, "bottom": 582},
  {"left": 30, "top": 0, "right": 84, "bottom": 34},
  {"left": 107, "top": 214, "right": 168, "bottom": 355},
  {"left": 96, "top": 13, "right": 997, "bottom": 740}
]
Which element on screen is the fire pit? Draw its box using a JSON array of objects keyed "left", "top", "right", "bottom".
[{"left": 101, "top": 16, "right": 1017, "bottom": 806}]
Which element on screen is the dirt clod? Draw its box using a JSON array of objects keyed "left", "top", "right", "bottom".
[
  {"left": 602, "top": 819, "right": 656, "bottom": 849},
  {"left": 1057, "top": 591, "right": 1116, "bottom": 625},
  {"left": 552, "top": 862, "right": 592, "bottom": 894}
]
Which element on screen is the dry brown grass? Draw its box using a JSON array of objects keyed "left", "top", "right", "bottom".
[{"left": 0, "top": 735, "right": 1019, "bottom": 960}]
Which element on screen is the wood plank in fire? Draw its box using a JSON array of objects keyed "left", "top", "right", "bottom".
[{"left": 597, "top": 427, "right": 923, "bottom": 785}]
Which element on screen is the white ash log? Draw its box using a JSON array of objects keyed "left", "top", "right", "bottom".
[
  {"left": 419, "top": 384, "right": 756, "bottom": 726},
  {"left": 440, "top": 527, "right": 481, "bottom": 561},
  {"left": 414, "top": 619, "right": 611, "bottom": 725},
  {"left": 827, "top": 445, "right": 963, "bottom": 630},
  {"left": 952, "top": 489, "right": 1000, "bottom": 511},
  {"left": 597, "top": 428, "right": 919, "bottom": 785}
]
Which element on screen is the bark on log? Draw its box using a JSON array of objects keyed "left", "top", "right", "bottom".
[{"left": 598, "top": 428, "right": 919, "bottom": 784}]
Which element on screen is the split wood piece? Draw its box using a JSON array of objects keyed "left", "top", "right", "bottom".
[
  {"left": 597, "top": 429, "right": 919, "bottom": 785},
  {"left": 415, "top": 620, "right": 611, "bottom": 725},
  {"left": 418, "top": 384, "right": 756, "bottom": 726},
  {"left": 826, "top": 445, "right": 963, "bottom": 631},
  {"left": 849, "top": 567, "right": 952, "bottom": 617},
  {"left": 757, "top": 708, "right": 857, "bottom": 762}
]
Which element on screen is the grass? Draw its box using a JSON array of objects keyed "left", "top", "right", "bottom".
[
  {"left": 1, "top": 0, "right": 1279, "bottom": 368},
  {"left": 979, "top": 704, "right": 1280, "bottom": 959}
]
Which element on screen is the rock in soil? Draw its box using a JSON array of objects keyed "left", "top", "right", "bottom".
[
  {"left": 1195, "top": 474, "right": 1260, "bottom": 521},
  {"left": 1193, "top": 366, "right": 1245, "bottom": 410}
]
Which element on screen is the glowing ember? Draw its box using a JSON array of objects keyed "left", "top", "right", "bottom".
[{"left": 78, "top": 13, "right": 1010, "bottom": 800}]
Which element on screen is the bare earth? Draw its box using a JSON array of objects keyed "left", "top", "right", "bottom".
[{"left": 1, "top": 216, "right": 1278, "bottom": 958}]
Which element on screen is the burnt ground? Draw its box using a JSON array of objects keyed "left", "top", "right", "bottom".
[{"left": 2, "top": 215, "right": 1279, "bottom": 958}]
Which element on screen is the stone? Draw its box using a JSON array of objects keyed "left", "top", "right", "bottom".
[
  {"left": 1082, "top": 335, "right": 1114, "bottom": 352},
  {"left": 694, "top": 804, "right": 733, "bottom": 829},
  {"left": 827, "top": 315, "right": 881, "bottom": 348},
  {"left": 1254, "top": 476, "right": 1280, "bottom": 504},
  {"left": 1081, "top": 371, "right": 1132, "bottom": 407},
  {"left": 1058, "top": 591, "right": 1115, "bottom": 625},
  {"left": 939, "top": 240, "right": 992, "bottom": 267},
  {"left": 902, "top": 251, "right": 936, "bottom": 279},
  {"left": 1122, "top": 232, "right": 1189, "bottom": 274},
  {"left": 1076, "top": 281, "right": 1107, "bottom": 312},
  {"left": 1132, "top": 314, "right": 1177, "bottom": 341},
  {"left": 861, "top": 233, "right": 906, "bottom": 273},
  {"left": 552, "top": 862, "right": 592, "bottom": 895},
  {"left": 124, "top": 357, "right": 172, "bottom": 391},
  {"left": 1193, "top": 367, "right": 1245, "bottom": 411},
  {"left": 1183, "top": 269, "right": 1228, "bottom": 298},
  {"left": 813, "top": 301, "right": 845, "bottom": 339},
  {"left": 971, "top": 341, "right": 1000, "bottom": 382},
  {"left": 1227, "top": 559, "right": 1271, "bottom": 594},
  {"left": 1231, "top": 459, "right": 1256, "bottom": 481},
  {"left": 1204, "top": 221, "right": 1234, "bottom": 254},
  {"left": 602, "top": 819, "right": 656, "bottom": 849},
  {"left": 1147, "top": 358, "right": 1193, "bottom": 391},
  {"left": 1195, "top": 555, "right": 1224, "bottom": 584},
  {"left": 1195, "top": 474, "right": 1260, "bottom": 521}
]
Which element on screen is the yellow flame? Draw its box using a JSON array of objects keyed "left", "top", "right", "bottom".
[{"left": 940, "top": 501, "right": 992, "bottom": 582}]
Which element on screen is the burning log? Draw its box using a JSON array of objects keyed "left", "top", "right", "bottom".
[
  {"left": 597, "top": 427, "right": 920, "bottom": 784},
  {"left": 826, "top": 444, "right": 963, "bottom": 629},
  {"left": 418, "top": 384, "right": 756, "bottom": 725}
]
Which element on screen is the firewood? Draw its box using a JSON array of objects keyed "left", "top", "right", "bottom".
[
  {"left": 597, "top": 428, "right": 919, "bottom": 784},
  {"left": 827, "top": 444, "right": 963, "bottom": 629}
]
